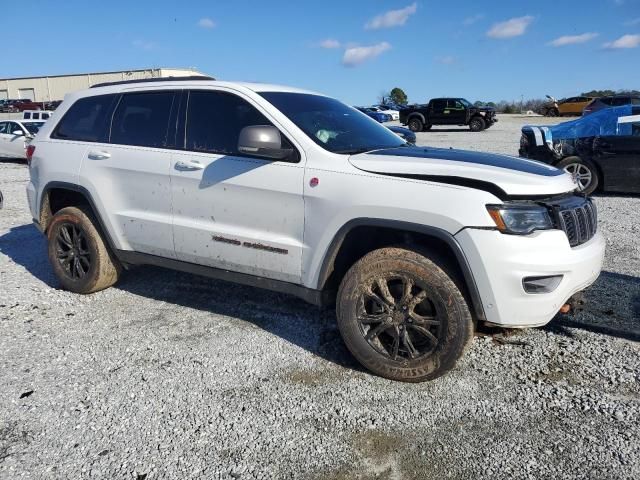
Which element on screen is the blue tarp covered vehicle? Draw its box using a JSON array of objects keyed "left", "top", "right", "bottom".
[{"left": 519, "top": 105, "right": 640, "bottom": 194}]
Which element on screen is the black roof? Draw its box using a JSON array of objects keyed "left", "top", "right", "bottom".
[{"left": 91, "top": 75, "right": 215, "bottom": 89}]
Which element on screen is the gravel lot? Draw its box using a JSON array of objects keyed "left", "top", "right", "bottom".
[{"left": 0, "top": 115, "right": 638, "bottom": 479}]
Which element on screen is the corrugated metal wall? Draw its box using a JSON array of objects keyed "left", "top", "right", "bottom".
[{"left": 0, "top": 68, "right": 204, "bottom": 102}]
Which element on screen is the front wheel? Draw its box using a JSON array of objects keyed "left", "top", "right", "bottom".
[
  {"left": 469, "top": 116, "right": 486, "bottom": 132},
  {"left": 336, "top": 247, "right": 474, "bottom": 382},
  {"left": 47, "top": 206, "right": 121, "bottom": 294},
  {"left": 557, "top": 156, "right": 600, "bottom": 195}
]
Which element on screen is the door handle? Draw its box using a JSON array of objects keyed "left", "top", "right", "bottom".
[
  {"left": 87, "top": 151, "right": 111, "bottom": 160},
  {"left": 175, "top": 160, "right": 205, "bottom": 171}
]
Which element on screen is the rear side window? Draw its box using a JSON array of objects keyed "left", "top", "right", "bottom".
[
  {"left": 431, "top": 100, "right": 446, "bottom": 110},
  {"left": 110, "top": 91, "right": 176, "bottom": 148},
  {"left": 52, "top": 94, "right": 116, "bottom": 142},
  {"left": 611, "top": 97, "right": 630, "bottom": 106},
  {"left": 632, "top": 98, "right": 640, "bottom": 105},
  {"left": 185, "top": 90, "right": 273, "bottom": 155}
]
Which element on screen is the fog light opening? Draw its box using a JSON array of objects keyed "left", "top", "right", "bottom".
[{"left": 522, "top": 275, "right": 563, "bottom": 294}]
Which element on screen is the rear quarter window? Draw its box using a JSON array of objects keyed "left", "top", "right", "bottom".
[{"left": 52, "top": 94, "right": 117, "bottom": 142}]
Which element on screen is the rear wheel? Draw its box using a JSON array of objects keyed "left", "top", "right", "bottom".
[
  {"left": 47, "top": 206, "right": 121, "bottom": 294},
  {"left": 408, "top": 117, "right": 423, "bottom": 132},
  {"left": 557, "top": 156, "right": 600, "bottom": 195},
  {"left": 469, "top": 116, "right": 486, "bottom": 132},
  {"left": 548, "top": 108, "right": 559, "bottom": 117},
  {"left": 336, "top": 247, "right": 474, "bottom": 382}
]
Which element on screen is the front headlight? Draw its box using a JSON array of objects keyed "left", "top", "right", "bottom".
[{"left": 486, "top": 204, "right": 553, "bottom": 235}]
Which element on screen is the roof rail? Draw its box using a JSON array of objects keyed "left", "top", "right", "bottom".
[{"left": 91, "top": 75, "right": 215, "bottom": 89}]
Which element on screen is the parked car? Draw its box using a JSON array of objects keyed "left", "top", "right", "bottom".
[
  {"left": 0, "top": 99, "right": 42, "bottom": 113},
  {"left": 556, "top": 96, "right": 594, "bottom": 116},
  {"left": 539, "top": 95, "right": 560, "bottom": 117},
  {"left": 583, "top": 95, "right": 640, "bottom": 115},
  {"left": 386, "top": 125, "right": 416, "bottom": 144},
  {"left": 0, "top": 120, "right": 44, "bottom": 159},
  {"left": 23, "top": 110, "right": 53, "bottom": 121},
  {"left": 27, "top": 78, "right": 603, "bottom": 382},
  {"left": 400, "top": 98, "right": 497, "bottom": 132},
  {"left": 372, "top": 105, "right": 400, "bottom": 121},
  {"left": 355, "top": 107, "right": 392, "bottom": 123},
  {"left": 43, "top": 100, "right": 63, "bottom": 111},
  {"left": 519, "top": 105, "right": 640, "bottom": 194}
]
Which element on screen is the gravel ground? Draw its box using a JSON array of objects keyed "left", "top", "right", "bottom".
[{"left": 0, "top": 115, "right": 638, "bottom": 479}]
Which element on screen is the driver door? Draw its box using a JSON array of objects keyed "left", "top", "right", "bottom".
[
  {"left": 170, "top": 89, "right": 306, "bottom": 283},
  {"left": 0, "top": 121, "right": 26, "bottom": 158}
]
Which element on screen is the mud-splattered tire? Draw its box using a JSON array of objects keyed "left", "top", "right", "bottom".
[
  {"left": 408, "top": 117, "right": 424, "bottom": 132},
  {"left": 47, "top": 206, "right": 121, "bottom": 294},
  {"left": 336, "top": 247, "right": 474, "bottom": 382},
  {"left": 469, "top": 116, "right": 486, "bottom": 132}
]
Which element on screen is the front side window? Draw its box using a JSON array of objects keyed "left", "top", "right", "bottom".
[
  {"left": 259, "top": 92, "right": 405, "bottom": 154},
  {"left": 186, "top": 90, "right": 277, "bottom": 155},
  {"left": 110, "top": 91, "right": 175, "bottom": 148},
  {"left": 52, "top": 94, "right": 116, "bottom": 142},
  {"left": 9, "top": 123, "right": 23, "bottom": 134}
]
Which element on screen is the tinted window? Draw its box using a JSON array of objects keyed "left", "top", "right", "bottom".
[
  {"left": 186, "top": 90, "right": 275, "bottom": 155},
  {"left": 0, "top": 122, "right": 9, "bottom": 134},
  {"left": 611, "top": 97, "right": 630, "bottom": 106},
  {"left": 24, "top": 112, "right": 31, "bottom": 119},
  {"left": 259, "top": 92, "right": 405, "bottom": 154},
  {"left": 432, "top": 100, "right": 446, "bottom": 110},
  {"left": 600, "top": 98, "right": 614, "bottom": 106},
  {"left": 110, "top": 91, "right": 175, "bottom": 148},
  {"left": 23, "top": 122, "right": 44, "bottom": 135},
  {"left": 53, "top": 94, "right": 116, "bottom": 142}
]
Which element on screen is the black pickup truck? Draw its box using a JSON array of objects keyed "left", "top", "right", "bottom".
[{"left": 399, "top": 98, "right": 497, "bottom": 132}]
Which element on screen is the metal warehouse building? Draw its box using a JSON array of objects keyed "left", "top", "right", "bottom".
[{"left": 0, "top": 67, "right": 208, "bottom": 103}]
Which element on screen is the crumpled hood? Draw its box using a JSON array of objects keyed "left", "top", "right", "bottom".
[{"left": 349, "top": 146, "right": 577, "bottom": 197}]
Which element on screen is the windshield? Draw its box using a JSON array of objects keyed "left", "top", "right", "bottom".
[
  {"left": 259, "top": 92, "right": 406, "bottom": 154},
  {"left": 23, "top": 122, "right": 44, "bottom": 134},
  {"left": 460, "top": 98, "right": 473, "bottom": 107}
]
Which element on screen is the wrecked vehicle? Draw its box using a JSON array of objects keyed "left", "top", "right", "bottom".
[
  {"left": 399, "top": 98, "right": 497, "bottom": 132},
  {"left": 520, "top": 105, "right": 640, "bottom": 194},
  {"left": 27, "top": 78, "right": 603, "bottom": 382}
]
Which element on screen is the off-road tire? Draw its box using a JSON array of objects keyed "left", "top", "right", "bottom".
[
  {"left": 469, "top": 116, "right": 486, "bottom": 132},
  {"left": 336, "top": 247, "right": 474, "bottom": 382},
  {"left": 408, "top": 117, "right": 424, "bottom": 132},
  {"left": 556, "top": 156, "right": 600, "bottom": 195},
  {"left": 47, "top": 206, "right": 121, "bottom": 294}
]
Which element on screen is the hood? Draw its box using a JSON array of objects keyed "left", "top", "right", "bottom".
[
  {"left": 474, "top": 106, "right": 495, "bottom": 112},
  {"left": 349, "top": 146, "right": 577, "bottom": 198}
]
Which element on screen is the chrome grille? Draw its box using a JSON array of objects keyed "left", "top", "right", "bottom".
[{"left": 553, "top": 198, "right": 597, "bottom": 247}]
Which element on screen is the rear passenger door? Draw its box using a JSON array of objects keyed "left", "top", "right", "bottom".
[
  {"left": 77, "top": 90, "right": 179, "bottom": 258},
  {"left": 170, "top": 89, "right": 305, "bottom": 283},
  {"left": 429, "top": 100, "right": 447, "bottom": 124},
  {"left": 593, "top": 114, "right": 640, "bottom": 193}
]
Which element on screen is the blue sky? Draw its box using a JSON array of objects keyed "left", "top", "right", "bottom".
[{"left": 4, "top": 0, "right": 640, "bottom": 105}]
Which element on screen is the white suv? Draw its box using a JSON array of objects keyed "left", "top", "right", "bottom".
[{"left": 25, "top": 78, "right": 605, "bottom": 382}]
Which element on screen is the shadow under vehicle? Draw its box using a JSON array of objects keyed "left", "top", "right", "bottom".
[{"left": 519, "top": 105, "right": 640, "bottom": 195}]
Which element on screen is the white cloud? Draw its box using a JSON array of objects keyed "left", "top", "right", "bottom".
[
  {"left": 463, "top": 14, "right": 484, "bottom": 26},
  {"left": 547, "top": 33, "right": 598, "bottom": 47},
  {"left": 197, "top": 18, "right": 216, "bottom": 29},
  {"left": 624, "top": 17, "right": 640, "bottom": 26},
  {"left": 319, "top": 39, "right": 341, "bottom": 49},
  {"left": 365, "top": 2, "right": 417, "bottom": 30},
  {"left": 435, "top": 55, "right": 456, "bottom": 65},
  {"left": 486, "top": 16, "right": 534, "bottom": 39},
  {"left": 132, "top": 40, "right": 155, "bottom": 51},
  {"left": 603, "top": 34, "right": 640, "bottom": 49},
  {"left": 342, "top": 42, "right": 391, "bottom": 67}
]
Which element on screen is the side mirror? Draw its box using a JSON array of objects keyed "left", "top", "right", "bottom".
[
  {"left": 238, "top": 125, "right": 293, "bottom": 160},
  {"left": 12, "top": 130, "right": 24, "bottom": 136}
]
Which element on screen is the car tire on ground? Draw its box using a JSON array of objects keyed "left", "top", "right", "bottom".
[
  {"left": 556, "top": 156, "right": 600, "bottom": 195},
  {"left": 469, "top": 116, "right": 486, "bottom": 132},
  {"left": 47, "top": 206, "right": 121, "bottom": 294},
  {"left": 336, "top": 247, "right": 474, "bottom": 382},
  {"left": 548, "top": 108, "right": 559, "bottom": 117},
  {"left": 408, "top": 117, "right": 423, "bottom": 132}
]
